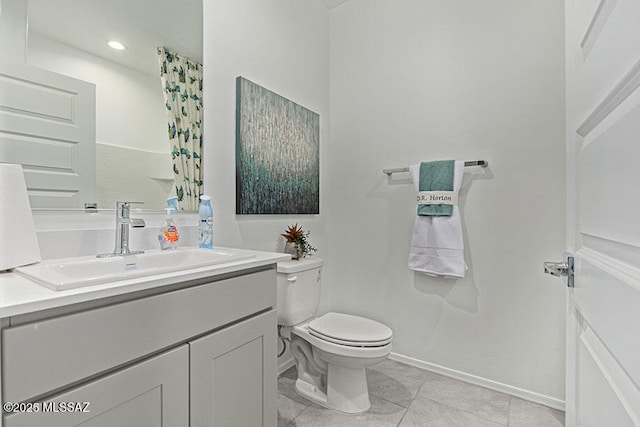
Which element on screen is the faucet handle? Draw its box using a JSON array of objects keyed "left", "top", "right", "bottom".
[
  {"left": 115, "top": 201, "right": 144, "bottom": 219},
  {"left": 116, "top": 202, "right": 144, "bottom": 213},
  {"left": 115, "top": 201, "right": 144, "bottom": 207}
]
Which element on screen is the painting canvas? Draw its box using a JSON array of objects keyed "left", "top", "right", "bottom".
[{"left": 236, "top": 77, "right": 320, "bottom": 214}]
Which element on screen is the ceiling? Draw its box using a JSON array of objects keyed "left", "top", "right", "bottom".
[
  {"left": 27, "top": 0, "right": 349, "bottom": 75},
  {"left": 27, "top": 0, "right": 202, "bottom": 75}
]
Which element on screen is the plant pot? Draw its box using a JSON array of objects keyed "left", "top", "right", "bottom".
[{"left": 284, "top": 242, "right": 300, "bottom": 260}]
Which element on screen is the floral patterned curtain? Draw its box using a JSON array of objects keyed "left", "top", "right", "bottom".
[{"left": 157, "top": 47, "right": 203, "bottom": 211}]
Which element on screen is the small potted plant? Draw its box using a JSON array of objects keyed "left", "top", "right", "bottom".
[{"left": 281, "top": 224, "right": 317, "bottom": 260}]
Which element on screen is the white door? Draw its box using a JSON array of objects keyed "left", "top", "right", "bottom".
[
  {"left": 564, "top": 0, "right": 640, "bottom": 425},
  {"left": 0, "top": 61, "right": 96, "bottom": 208}
]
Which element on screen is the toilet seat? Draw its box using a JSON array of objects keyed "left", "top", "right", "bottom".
[
  {"left": 307, "top": 313, "right": 392, "bottom": 347},
  {"left": 293, "top": 321, "right": 392, "bottom": 360}
]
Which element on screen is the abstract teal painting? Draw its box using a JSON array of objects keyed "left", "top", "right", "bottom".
[{"left": 236, "top": 77, "right": 320, "bottom": 214}]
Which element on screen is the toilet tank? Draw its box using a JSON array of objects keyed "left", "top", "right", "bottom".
[{"left": 277, "top": 257, "right": 324, "bottom": 326}]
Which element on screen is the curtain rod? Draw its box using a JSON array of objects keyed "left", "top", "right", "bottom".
[{"left": 383, "top": 160, "right": 488, "bottom": 176}]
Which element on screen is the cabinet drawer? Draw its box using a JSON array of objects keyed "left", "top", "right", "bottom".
[
  {"left": 2, "top": 268, "right": 275, "bottom": 403},
  {"left": 4, "top": 345, "right": 189, "bottom": 427}
]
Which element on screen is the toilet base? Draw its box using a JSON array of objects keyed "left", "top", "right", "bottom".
[
  {"left": 294, "top": 364, "right": 370, "bottom": 414},
  {"left": 327, "top": 363, "right": 371, "bottom": 413}
]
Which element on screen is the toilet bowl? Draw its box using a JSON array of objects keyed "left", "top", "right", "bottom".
[{"left": 277, "top": 259, "right": 393, "bottom": 414}]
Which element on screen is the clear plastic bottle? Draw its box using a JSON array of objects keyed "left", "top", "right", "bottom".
[
  {"left": 199, "top": 195, "right": 213, "bottom": 249},
  {"left": 158, "top": 208, "right": 179, "bottom": 250}
]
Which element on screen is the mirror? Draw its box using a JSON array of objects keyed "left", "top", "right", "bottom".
[{"left": 26, "top": 0, "right": 203, "bottom": 210}]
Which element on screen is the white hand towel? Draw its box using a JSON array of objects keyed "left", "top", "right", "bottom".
[{"left": 408, "top": 161, "right": 466, "bottom": 278}]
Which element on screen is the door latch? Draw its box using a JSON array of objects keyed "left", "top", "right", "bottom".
[{"left": 543, "top": 253, "right": 574, "bottom": 287}]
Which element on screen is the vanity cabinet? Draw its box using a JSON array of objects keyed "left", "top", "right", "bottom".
[{"left": 1, "top": 267, "right": 278, "bottom": 426}]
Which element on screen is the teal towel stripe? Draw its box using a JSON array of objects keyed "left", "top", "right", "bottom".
[{"left": 418, "top": 160, "right": 455, "bottom": 216}]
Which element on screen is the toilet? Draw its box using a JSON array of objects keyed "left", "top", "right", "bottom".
[{"left": 277, "top": 258, "right": 393, "bottom": 414}]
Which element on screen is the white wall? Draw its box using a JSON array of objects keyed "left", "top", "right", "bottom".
[
  {"left": 96, "top": 143, "right": 173, "bottom": 210},
  {"left": 202, "top": 0, "right": 329, "bottom": 264},
  {"left": 326, "top": 0, "right": 566, "bottom": 403},
  {"left": 0, "top": 0, "right": 27, "bottom": 61}
]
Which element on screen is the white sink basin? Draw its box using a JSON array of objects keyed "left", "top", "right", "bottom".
[{"left": 15, "top": 247, "right": 255, "bottom": 291}]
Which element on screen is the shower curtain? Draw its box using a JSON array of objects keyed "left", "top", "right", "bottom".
[{"left": 157, "top": 47, "right": 203, "bottom": 211}]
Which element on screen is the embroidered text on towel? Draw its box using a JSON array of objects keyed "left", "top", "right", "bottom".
[{"left": 417, "top": 191, "right": 458, "bottom": 206}]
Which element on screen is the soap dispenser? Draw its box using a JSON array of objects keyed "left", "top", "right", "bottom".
[
  {"left": 158, "top": 208, "right": 179, "bottom": 250},
  {"left": 166, "top": 196, "right": 179, "bottom": 214}
]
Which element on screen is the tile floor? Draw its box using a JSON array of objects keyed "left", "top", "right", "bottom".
[{"left": 278, "top": 359, "right": 565, "bottom": 427}]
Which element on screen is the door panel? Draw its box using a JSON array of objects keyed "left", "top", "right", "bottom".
[
  {"left": 566, "top": 0, "right": 640, "bottom": 425},
  {"left": 579, "top": 103, "right": 640, "bottom": 244},
  {"left": 577, "top": 326, "right": 635, "bottom": 427},
  {"left": 575, "top": 256, "right": 640, "bottom": 385}
]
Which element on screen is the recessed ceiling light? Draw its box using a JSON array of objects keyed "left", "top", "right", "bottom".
[{"left": 108, "top": 41, "right": 126, "bottom": 50}]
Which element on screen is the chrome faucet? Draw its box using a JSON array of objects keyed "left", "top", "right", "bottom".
[{"left": 97, "top": 202, "right": 145, "bottom": 258}]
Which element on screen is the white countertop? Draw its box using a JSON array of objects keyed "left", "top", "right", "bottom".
[{"left": 0, "top": 248, "right": 290, "bottom": 318}]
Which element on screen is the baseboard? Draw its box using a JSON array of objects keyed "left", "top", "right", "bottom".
[
  {"left": 388, "top": 352, "right": 566, "bottom": 411},
  {"left": 278, "top": 356, "right": 296, "bottom": 376}
]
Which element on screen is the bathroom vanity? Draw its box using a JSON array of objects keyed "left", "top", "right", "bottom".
[{"left": 0, "top": 248, "right": 288, "bottom": 426}]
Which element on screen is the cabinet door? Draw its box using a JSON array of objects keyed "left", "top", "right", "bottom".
[
  {"left": 4, "top": 345, "right": 189, "bottom": 427},
  {"left": 190, "top": 309, "right": 277, "bottom": 427}
]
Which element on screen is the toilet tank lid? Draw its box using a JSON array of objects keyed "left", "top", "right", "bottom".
[{"left": 277, "top": 257, "right": 324, "bottom": 273}]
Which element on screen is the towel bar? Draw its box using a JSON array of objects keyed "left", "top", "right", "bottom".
[{"left": 383, "top": 160, "right": 488, "bottom": 176}]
